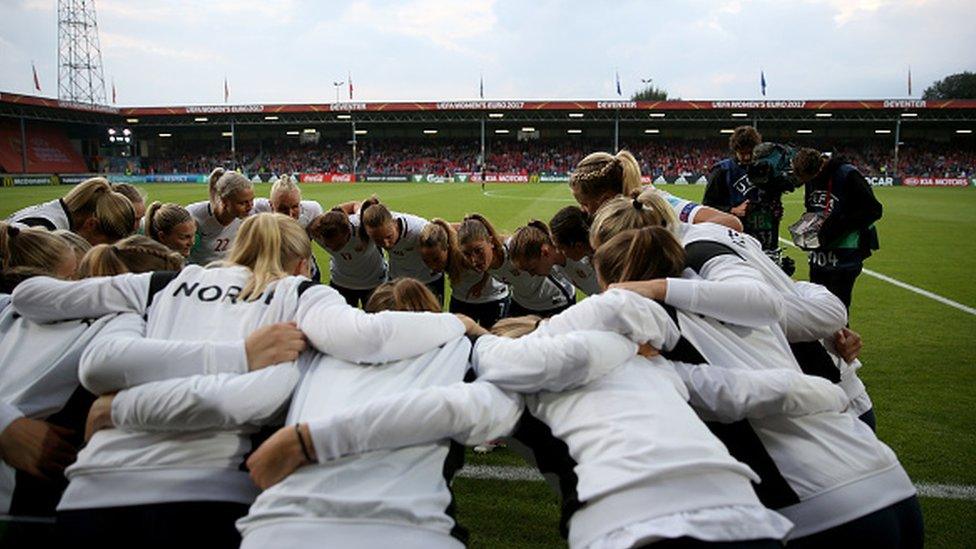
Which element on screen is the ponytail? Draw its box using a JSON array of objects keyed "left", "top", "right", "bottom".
[
  {"left": 593, "top": 227, "right": 685, "bottom": 286},
  {"left": 569, "top": 149, "right": 643, "bottom": 205},
  {"left": 458, "top": 213, "right": 505, "bottom": 261},
  {"left": 365, "top": 278, "right": 441, "bottom": 314},
  {"left": 358, "top": 197, "right": 391, "bottom": 243},
  {"left": 419, "top": 218, "right": 466, "bottom": 282},
  {"left": 146, "top": 201, "right": 193, "bottom": 242},
  {"left": 78, "top": 235, "right": 184, "bottom": 277},
  {"left": 62, "top": 177, "right": 136, "bottom": 243},
  {"left": 589, "top": 188, "right": 677, "bottom": 249},
  {"left": 0, "top": 221, "right": 71, "bottom": 274},
  {"left": 208, "top": 168, "right": 253, "bottom": 212},
  {"left": 509, "top": 220, "right": 553, "bottom": 264},
  {"left": 228, "top": 213, "right": 311, "bottom": 301}
]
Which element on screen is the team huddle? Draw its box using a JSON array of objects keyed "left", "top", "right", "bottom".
[{"left": 0, "top": 150, "right": 922, "bottom": 548}]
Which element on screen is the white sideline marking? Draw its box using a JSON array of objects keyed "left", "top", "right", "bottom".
[
  {"left": 778, "top": 237, "right": 976, "bottom": 317},
  {"left": 457, "top": 466, "right": 976, "bottom": 501}
]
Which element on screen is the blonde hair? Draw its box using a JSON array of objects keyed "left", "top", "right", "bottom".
[
  {"left": 79, "top": 235, "right": 184, "bottom": 277},
  {"left": 569, "top": 150, "right": 642, "bottom": 203},
  {"left": 589, "top": 188, "right": 678, "bottom": 249},
  {"left": 418, "top": 219, "right": 466, "bottom": 282},
  {"left": 112, "top": 183, "right": 146, "bottom": 206},
  {"left": 509, "top": 220, "right": 553, "bottom": 265},
  {"left": 270, "top": 175, "right": 301, "bottom": 201},
  {"left": 593, "top": 227, "right": 686, "bottom": 285},
  {"left": 54, "top": 229, "right": 92, "bottom": 262},
  {"left": 0, "top": 222, "right": 71, "bottom": 274},
  {"left": 365, "top": 278, "right": 442, "bottom": 313},
  {"left": 62, "top": 177, "right": 136, "bottom": 242},
  {"left": 457, "top": 213, "right": 505, "bottom": 262},
  {"left": 208, "top": 168, "right": 253, "bottom": 209},
  {"left": 227, "top": 213, "right": 312, "bottom": 301},
  {"left": 490, "top": 315, "right": 541, "bottom": 338},
  {"left": 145, "top": 202, "right": 194, "bottom": 241}
]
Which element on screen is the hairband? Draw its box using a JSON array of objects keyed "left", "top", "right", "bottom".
[{"left": 632, "top": 198, "right": 643, "bottom": 210}]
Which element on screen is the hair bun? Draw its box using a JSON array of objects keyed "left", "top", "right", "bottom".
[{"left": 6, "top": 225, "right": 20, "bottom": 237}]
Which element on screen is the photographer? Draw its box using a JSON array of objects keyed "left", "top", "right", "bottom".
[
  {"left": 791, "top": 148, "right": 882, "bottom": 310},
  {"left": 704, "top": 126, "right": 784, "bottom": 252}
]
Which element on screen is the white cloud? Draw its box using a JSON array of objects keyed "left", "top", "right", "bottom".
[
  {"left": 339, "top": 0, "right": 497, "bottom": 54},
  {"left": 101, "top": 32, "right": 222, "bottom": 62}
]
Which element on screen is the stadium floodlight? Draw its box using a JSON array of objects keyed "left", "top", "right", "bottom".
[
  {"left": 222, "top": 132, "right": 233, "bottom": 137},
  {"left": 648, "top": 113, "right": 666, "bottom": 118},
  {"left": 423, "top": 129, "right": 438, "bottom": 134},
  {"left": 568, "top": 113, "right": 584, "bottom": 118},
  {"left": 567, "top": 129, "right": 582, "bottom": 134},
  {"left": 901, "top": 113, "right": 918, "bottom": 118},
  {"left": 194, "top": 117, "right": 208, "bottom": 122},
  {"left": 521, "top": 127, "right": 536, "bottom": 132},
  {"left": 957, "top": 129, "right": 973, "bottom": 134},
  {"left": 354, "top": 129, "right": 368, "bottom": 135},
  {"left": 122, "top": 128, "right": 131, "bottom": 136},
  {"left": 494, "top": 129, "right": 510, "bottom": 134},
  {"left": 158, "top": 133, "right": 172, "bottom": 138},
  {"left": 336, "top": 114, "right": 352, "bottom": 120},
  {"left": 796, "top": 129, "right": 813, "bottom": 134},
  {"left": 107, "top": 128, "right": 116, "bottom": 135},
  {"left": 719, "top": 129, "right": 734, "bottom": 134},
  {"left": 731, "top": 113, "right": 749, "bottom": 118},
  {"left": 644, "top": 129, "right": 660, "bottom": 134},
  {"left": 286, "top": 130, "right": 300, "bottom": 136},
  {"left": 126, "top": 118, "right": 139, "bottom": 123},
  {"left": 303, "top": 128, "right": 317, "bottom": 133},
  {"left": 488, "top": 113, "right": 504, "bottom": 118},
  {"left": 264, "top": 116, "right": 279, "bottom": 121},
  {"left": 874, "top": 129, "right": 892, "bottom": 134},
  {"left": 815, "top": 112, "right": 832, "bottom": 118}
]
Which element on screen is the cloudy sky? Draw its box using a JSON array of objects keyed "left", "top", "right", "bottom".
[{"left": 1, "top": 0, "right": 973, "bottom": 105}]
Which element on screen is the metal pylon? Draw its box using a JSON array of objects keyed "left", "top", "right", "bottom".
[{"left": 57, "top": 0, "right": 107, "bottom": 104}]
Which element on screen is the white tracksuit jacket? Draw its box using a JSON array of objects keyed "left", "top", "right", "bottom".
[{"left": 10, "top": 267, "right": 464, "bottom": 510}]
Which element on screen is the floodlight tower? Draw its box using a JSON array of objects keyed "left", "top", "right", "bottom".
[{"left": 57, "top": 0, "right": 107, "bottom": 104}]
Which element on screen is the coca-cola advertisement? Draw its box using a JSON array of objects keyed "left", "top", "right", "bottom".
[{"left": 299, "top": 173, "right": 356, "bottom": 183}]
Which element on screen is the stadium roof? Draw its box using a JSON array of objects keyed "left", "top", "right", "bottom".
[{"left": 3, "top": 91, "right": 976, "bottom": 126}]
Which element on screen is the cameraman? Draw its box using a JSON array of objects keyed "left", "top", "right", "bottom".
[
  {"left": 792, "top": 148, "right": 882, "bottom": 310},
  {"left": 704, "top": 126, "right": 784, "bottom": 252}
]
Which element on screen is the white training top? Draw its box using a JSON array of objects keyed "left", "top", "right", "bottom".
[
  {"left": 326, "top": 214, "right": 388, "bottom": 290},
  {"left": 186, "top": 201, "right": 244, "bottom": 266},
  {"left": 96, "top": 337, "right": 478, "bottom": 549},
  {"left": 10, "top": 269, "right": 465, "bottom": 511},
  {"left": 6, "top": 199, "right": 72, "bottom": 231},
  {"left": 238, "top": 337, "right": 475, "bottom": 549},
  {"left": 448, "top": 267, "right": 510, "bottom": 304},
  {"left": 386, "top": 212, "right": 441, "bottom": 284},
  {"left": 668, "top": 222, "right": 869, "bottom": 411},
  {"left": 489, "top": 239, "right": 575, "bottom": 311},
  {"left": 561, "top": 255, "right": 600, "bottom": 296},
  {"left": 659, "top": 270, "right": 915, "bottom": 539},
  {"left": 0, "top": 298, "right": 113, "bottom": 516},
  {"left": 302, "top": 290, "right": 797, "bottom": 548},
  {"left": 250, "top": 198, "right": 323, "bottom": 229}
]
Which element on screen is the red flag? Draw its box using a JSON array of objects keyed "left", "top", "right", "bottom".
[
  {"left": 32, "top": 63, "right": 41, "bottom": 92},
  {"left": 112, "top": 80, "right": 117, "bottom": 104},
  {"left": 224, "top": 77, "right": 229, "bottom": 103},
  {"left": 348, "top": 71, "right": 353, "bottom": 100}
]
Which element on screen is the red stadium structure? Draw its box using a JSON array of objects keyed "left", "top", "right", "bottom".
[{"left": 1, "top": 91, "right": 974, "bottom": 187}]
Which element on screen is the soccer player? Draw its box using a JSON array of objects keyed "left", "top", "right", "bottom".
[
  {"left": 250, "top": 175, "right": 324, "bottom": 281},
  {"left": 307, "top": 209, "right": 388, "bottom": 307},
  {"left": 509, "top": 220, "right": 600, "bottom": 296},
  {"left": 185, "top": 168, "right": 255, "bottom": 265},
  {"left": 145, "top": 202, "right": 196, "bottom": 258},
  {"left": 6, "top": 177, "right": 135, "bottom": 245},
  {"left": 457, "top": 214, "right": 575, "bottom": 318}
]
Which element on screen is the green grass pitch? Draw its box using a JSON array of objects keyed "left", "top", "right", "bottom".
[{"left": 2, "top": 182, "right": 974, "bottom": 547}]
